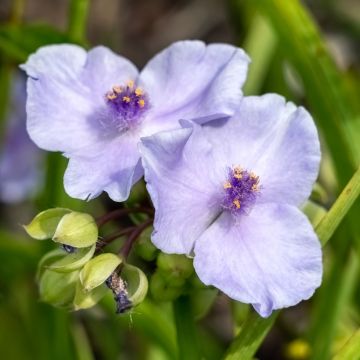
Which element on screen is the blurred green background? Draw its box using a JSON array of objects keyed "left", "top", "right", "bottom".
[{"left": 0, "top": 0, "right": 359, "bottom": 359}]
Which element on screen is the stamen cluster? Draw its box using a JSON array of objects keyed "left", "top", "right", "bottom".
[
  {"left": 222, "top": 166, "right": 261, "bottom": 216},
  {"left": 103, "top": 80, "right": 149, "bottom": 132}
]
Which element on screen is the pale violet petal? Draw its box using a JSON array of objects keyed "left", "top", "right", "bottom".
[{"left": 194, "top": 203, "right": 322, "bottom": 317}]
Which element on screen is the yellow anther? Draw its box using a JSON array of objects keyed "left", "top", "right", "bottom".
[
  {"left": 251, "top": 184, "right": 259, "bottom": 192},
  {"left": 138, "top": 99, "right": 145, "bottom": 108},
  {"left": 135, "top": 87, "right": 143, "bottom": 96},
  {"left": 233, "top": 199, "right": 241, "bottom": 209},
  {"left": 127, "top": 80, "right": 134, "bottom": 89},
  {"left": 223, "top": 182, "right": 232, "bottom": 189},
  {"left": 113, "top": 85, "right": 123, "bottom": 94},
  {"left": 250, "top": 172, "right": 258, "bottom": 180},
  {"left": 123, "top": 96, "right": 131, "bottom": 103},
  {"left": 233, "top": 166, "right": 243, "bottom": 179},
  {"left": 107, "top": 92, "right": 117, "bottom": 100}
]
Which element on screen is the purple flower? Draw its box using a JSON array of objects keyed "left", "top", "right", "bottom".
[
  {"left": 140, "top": 94, "right": 322, "bottom": 317},
  {"left": 0, "top": 74, "right": 43, "bottom": 203},
  {"left": 21, "top": 41, "right": 249, "bottom": 201}
]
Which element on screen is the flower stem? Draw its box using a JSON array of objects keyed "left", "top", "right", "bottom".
[
  {"left": 316, "top": 165, "right": 360, "bottom": 246},
  {"left": 67, "top": 0, "right": 90, "bottom": 44},
  {"left": 96, "top": 227, "right": 136, "bottom": 253},
  {"left": 173, "top": 295, "right": 201, "bottom": 360},
  {"left": 120, "top": 219, "right": 152, "bottom": 259},
  {"left": 96, "top": 207, "right": 153, "bottom": 227}
]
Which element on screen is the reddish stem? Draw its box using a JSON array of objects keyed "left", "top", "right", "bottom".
[
  {"left": 96, "top": 227, "right": 136, "bottom": 252},
  {"left": 120, "top": 219, "right": 153, "bottom": 259},
  {"left": 96, "top": 207, "right": 154, "bottom": 227}
]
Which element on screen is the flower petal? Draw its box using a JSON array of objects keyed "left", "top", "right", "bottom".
[
  {"left": 64, "top": 135, "right": 141, "bottom": 201},
  {"left": 21, "top": 45, "right": 138, "bottom": 154},
  {"left": 140, "top": 123, "right": 222, "bottom": 254},
  {"left": 140, "top": 40, "right": 249, "bottom": 125},
  {"left": 193, "top": 203, "right": 322, "bottom": 317},
  {"left": 201, "top": 94, "right": 321, "bottom": 206}
]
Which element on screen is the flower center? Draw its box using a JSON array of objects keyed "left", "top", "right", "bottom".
[
  {"left": 222, "top": 166, "right": 261, "bottom": 216},
  {"left": 101, "top": 80, "right": 149, "bottom": 132}
]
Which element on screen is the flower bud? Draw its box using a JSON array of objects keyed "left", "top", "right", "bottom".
[
  {"left": 39, "top": 268, "right": 79, "bottom": 309},
  {"left": 47, "top": 244, "right": 96, "bottom": 273},
  {"left": 79, "top": 253, "right": 122, "bottom": 292},
  {"left": 135, "top": 226, "right": 158, "bottom": 261},
  {"left": 150, "top": 270, "right": 184, "bottom": 302},
  {"left": 73, "top": 280, "right": 108, "bottom": 310},
  {"left": 106, "top": 264, "right": 148, "bottom": 314},
  {"left": 157, "top": 253, "right": 193, "bottom": 280},
  {"left": 53, "top": 212, "right": 98, "bottom": 248},
  {"left": 23, "top": 208, "right": 71, "bottom": 240}
]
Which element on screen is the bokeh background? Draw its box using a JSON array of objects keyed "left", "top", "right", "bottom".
[{"left": 0, "top": 0, "right": 359, "bottom": 359}]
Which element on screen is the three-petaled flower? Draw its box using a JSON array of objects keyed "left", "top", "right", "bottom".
[
  {"left": 140, "top": 94, "right": 322, "bottom": 317},
  {"left": 21, "top": 41, "right": 249, "bottom": 201}
]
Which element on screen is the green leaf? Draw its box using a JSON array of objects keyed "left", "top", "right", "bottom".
[
  {"left": 0, "top": 24, "right": 74, "bottom": 62},
  {"left": 224, "top": 311, "right": 278, "bottom": 360},
  {"left": 47, "top": 244, "right": 96, "bottom": 273},
  {"left": 23, "top": 208, "right": 71, "bottom": 240},
  {"left": 333, "top": 329, "right": 360, "bottom": 360},
  {"left": 79, "top": 253, "right": 122, "bottom": 292},
  {"left": 53, "top": 212, "right": 98, "bottom": 248},
  {"left": 73, "top": 280, "right": 107, "bottom": 310}
]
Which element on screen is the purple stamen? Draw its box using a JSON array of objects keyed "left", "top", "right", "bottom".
[
  {"left": 222, "top": 166, "right": 261, "bottom": 216},
  {"left": 101, "top": 81, "right": 149, "bottom": 133}
]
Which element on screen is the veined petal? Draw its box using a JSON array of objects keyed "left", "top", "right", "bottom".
[
  {"left": 201, "top": 94, "right": 321, "bottom": 206},
  {"left": 193, "top": 203, "right": 322, "bottom": 317},
  {"left": 21, "top": 45, "right": 139, "bottom": 154},
  {"left": 64, "top": 134, "right": 141, "bottom": 202},
  {"left": 140, "top": 124, "right": 222, "bottom": 254},
  {"left": 140, "top": 40, "right": 249, "bottom": 131}
]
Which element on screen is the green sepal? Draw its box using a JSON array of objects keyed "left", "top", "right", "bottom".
[
  {"left": 121, "top": 264, "right": 148, "bottom": 307},
  {"left": 53, "top": 212, "right": 98, "bottom": 248},
  {"left": 80, "top": 253, "right": 122, "bottom": 292},
  {"left": 39, "top": 269, "right": 79, "bottom": 308},
  {"left": 23, "top": 208, "right": 71, "bottom": 240},
  {"left": 73, "top": 280, "right": 108, "bottom": 310},
  {"left": 47, "top": 244, "right": 96, "bottom": 273},
  {"left": 36, "top": 248, "right": 65, "bottom": 281}
]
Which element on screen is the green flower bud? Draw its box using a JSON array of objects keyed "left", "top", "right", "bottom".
[
  {"left": 36, "top": 249, "right": 65, "bottom": 281},
  {"left": 23, "top": 208, "right": 71, "bottom": 240},
  {"left": 150, "top": 270, "right": 184, "bottom": 302},
  {"left": 157, "top": 253, "right": 193, "bottom": 279},
  {"left": 73, "top": 280, "right": 108, "bottom": 310},
  {"left": 47, "top": 244, "right": 96, "bottom": 273},
  {"left": 53, "top": 212, "right": 98, "bottom": 248},
  {"left": 105, "top": 263, "right": 148, "bottom": 314},
  {"left": 80, "top": 253, "right": 122, "bottom": 292},
  {"left": 121, "top": 264, "right": 148, "bottom": 307},
  {"left": 39, "top": 269, "right": 79, "bottom": 309},
  {"left": 135, "top": 226, "right": 158, "bottom": 261}
]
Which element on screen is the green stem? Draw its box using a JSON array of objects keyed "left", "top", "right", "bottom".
[
  {"left": 173, "top": 295, "right": 201, "bottom": 360},
  {"left": 317, "top": 165, "right": 360, "bottom": 246},
  {"left": 225, "top": 311, "right": 278, "bottom": 359},
  {"left": 67, "top": 0, "right": 90, "bottom": 43}
]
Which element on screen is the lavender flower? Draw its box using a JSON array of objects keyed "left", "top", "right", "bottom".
[
  {"left": 0, "top": 74, "right": 43, "bottom": 203},
  {"left": 21, "top": 41, "right": 249, "bottom": 201},
  {"left": 140, "top": 94, "right": 322, "bottom": 317}
]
